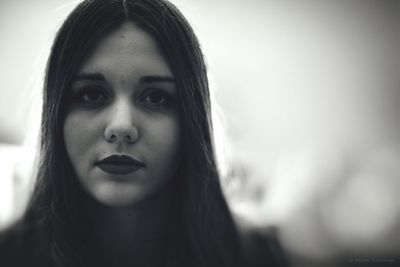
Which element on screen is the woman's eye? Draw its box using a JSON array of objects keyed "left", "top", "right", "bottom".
[
  {"left": 142, "top": 90, "right": 172, "bottom": 107},
  {"left": 82, "top": 90, "right": 104, "bottom": 102},
  {"left": 75, "top": 88, "right": 108, "bottom": 105}
]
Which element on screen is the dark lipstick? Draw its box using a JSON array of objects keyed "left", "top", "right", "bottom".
[{"left": 96, "top": 155, "right": 144, "bottom": 175}]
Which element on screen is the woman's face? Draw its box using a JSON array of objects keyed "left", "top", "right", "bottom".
[{"left": 63, "top": 22, "right": 181, "bottom": 206}]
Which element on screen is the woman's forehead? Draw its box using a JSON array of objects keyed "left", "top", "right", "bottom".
[{"left": 76, "top": 21, "right": 173, "bottom": 80}]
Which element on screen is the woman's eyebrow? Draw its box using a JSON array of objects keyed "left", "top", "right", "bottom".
[
  {"left": 74, "top": 72, "right": 106, "bottom": 82},
  {"left": 73, "top": 74, "right": 174, "bottom": 84},
  {"left": 139, "top": 75, "right": 175, "bottom": 84}
]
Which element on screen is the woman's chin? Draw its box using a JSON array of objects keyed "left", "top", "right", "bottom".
[{"left": 87, "top": 181, "right": 147, "bottom": 207}]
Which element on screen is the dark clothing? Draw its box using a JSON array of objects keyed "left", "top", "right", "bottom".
[
  {"left": 0, "top": 219, "right": 288, "bottom": 267},
  {"left": 240, "top": 228, "right": 288, "bottom": 267},
  {"left": 0, "top": 220, "right": 48, "bottom": 266}
]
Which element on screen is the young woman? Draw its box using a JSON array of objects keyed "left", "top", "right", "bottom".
[{"left": 0, "top": 0, "right": 287, "bottom": 266}]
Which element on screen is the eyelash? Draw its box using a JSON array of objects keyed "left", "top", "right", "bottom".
[
  {"left": 139, "top": 89, "right": 174, "bottom": 109},
  {"left": 70, "top": 87, "right": 174, "bottom": 110},
  {"left": 72, "top": 86, "right": 110, "bottom": 107}
]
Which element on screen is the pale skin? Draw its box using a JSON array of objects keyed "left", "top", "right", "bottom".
[{"left": 63, "top": 21, "right": 181, "bottom": 265}]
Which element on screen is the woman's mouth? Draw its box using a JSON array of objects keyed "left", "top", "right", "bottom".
[{"left": 96, "top": 155, "right": 145, "bottom": 175}]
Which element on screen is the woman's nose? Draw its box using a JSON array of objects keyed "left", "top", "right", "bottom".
[{"left": 104, "top": 100, "right": 139, "bottom": 144}]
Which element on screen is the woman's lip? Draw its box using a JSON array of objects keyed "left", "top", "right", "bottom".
[
  {"left": 98, "top": 155, "right": 144, "bottom": 165},
  {"left": 96, "top": 162, "right": 142, "bottom": 175},
  {"left": 96, "top": 155, "right": 144, "bottom": 175}
]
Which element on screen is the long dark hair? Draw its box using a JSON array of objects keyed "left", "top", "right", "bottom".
[{"left": 21, "top": 0, "right": 245, "bottom": 266}]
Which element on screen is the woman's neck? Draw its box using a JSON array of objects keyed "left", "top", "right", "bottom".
[{"left": 80, "top": 183, "right": 176, "bottom": 265}]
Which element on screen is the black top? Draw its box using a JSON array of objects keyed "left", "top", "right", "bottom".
[
  {"left": 0, "top": 219, "right": 289, "bottom": 267},
  {"left": 0, "top": 220, "right": 47, "bottom": 266}
]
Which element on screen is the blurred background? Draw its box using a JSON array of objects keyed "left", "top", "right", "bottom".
[{"left": 0, "top": 0, "right": 399, "bottom": 266}]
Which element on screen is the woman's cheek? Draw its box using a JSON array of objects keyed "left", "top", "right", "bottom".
[
  {"left": 148, "top": 115, "right": 181, "bottom": 170},
  {"left": 146, "top": 114, "right": 180, "bottom": 150},
  {"left": 63, "top": 112, "right": 99, "bottom": 171}
]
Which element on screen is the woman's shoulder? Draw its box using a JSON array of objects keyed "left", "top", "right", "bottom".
[
  {"left": 0, "top": 218, "right": 46, "bottom": 266},
  {"left": 236, "top": 216, "right": 290, "bottom": 267}
]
